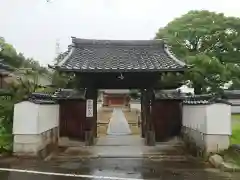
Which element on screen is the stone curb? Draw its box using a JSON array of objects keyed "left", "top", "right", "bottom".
[
  {"left": 47, "top": 154, "right": 191, "bottom": 161},
  {"left": 209, "top": 154, "right": 240, "bottom": 172}
]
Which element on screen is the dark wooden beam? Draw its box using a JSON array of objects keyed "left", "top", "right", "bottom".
[
  {"left": 75, "top": 72, "right": 183, "bottom": 89},
  {"left": 140, "top": 89, "right": 145, "bottom": 138},
  {"left": 145, "top": 88, "right": 155, "bottom": 146},
  {"left": 85, "top": 87, "right": 97, "bottom": 146}
]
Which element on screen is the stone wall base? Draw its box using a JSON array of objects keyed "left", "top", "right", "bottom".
[
  {"left": 13, "top": 127, "right": 59, "bottom": 159},
  {"left": 181, "top": 126, "right": 230, "bottom": 157},
  {"left": 145, "top": 130, "right": 155, "bottom": 146}
]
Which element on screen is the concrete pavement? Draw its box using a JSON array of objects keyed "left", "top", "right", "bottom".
[{"left": 107, "top": 108, "right": 132, "bottom": 135}]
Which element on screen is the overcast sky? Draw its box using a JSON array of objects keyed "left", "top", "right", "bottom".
[{"left": 0, "top": 0, "right": 239, "bottom": 66}]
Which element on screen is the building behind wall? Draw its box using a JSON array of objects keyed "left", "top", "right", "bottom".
[
  {"left": 223, "top": 90, "right": 240, "bottom": 114},
  {"left": 101, "top": 89, "right": 130, "bottom": 107}
]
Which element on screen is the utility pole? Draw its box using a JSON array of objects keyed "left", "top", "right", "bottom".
[
  {"left": 55, "top": 39, "right": 60, "bottom": 57},
  {"left": 54, "top": 39, "right": 61, "bottom": 65}
]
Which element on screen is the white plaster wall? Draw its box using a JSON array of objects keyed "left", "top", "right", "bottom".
[
  {"left": 13, "top": 101, "right": 59, "bottom": 135},
  {"left": 97, "top": 103, "right": 102, "bottom": 111},
  {"left": 182, "top": 103, "right": 231, "bottom": 154},
  {"left": 206, "top": 104, "right": 231, "bottom": 135},
  {"left": 182, "top": 105, "right": 207, "bottom": 133},
  {"left": 13, "top": 101, "right": 60, "bottom": 156},
  {"left": 131, "top": 103, "right": 141, "bottom": 111},
  {"left": 13, "top": 101, "right": 39, "bottom": 134},
  {"left": 38, "top": 104, "right": 59, "bottom": 134}
]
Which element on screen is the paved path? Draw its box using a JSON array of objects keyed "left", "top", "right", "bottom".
[
  {"left": 107, "top": 108, "right": 131, "bottom": 135},
  {"left": 0, "top": 136, "right": 239, "bottom": 179}
]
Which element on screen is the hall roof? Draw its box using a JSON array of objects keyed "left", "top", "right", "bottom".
[
  {"left": 53, "top": 37, "right": 187, "bottom": 73},
  {"left": 0, "top": 59, "right": 14, "bottom": 75}
]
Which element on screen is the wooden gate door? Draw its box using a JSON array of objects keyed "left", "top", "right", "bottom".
[
  {"left": 152, "top": 100, "right": 182, "bottom": 141},
  {"left": 59, "top": 100, "right": 86, "bottom": 140}
]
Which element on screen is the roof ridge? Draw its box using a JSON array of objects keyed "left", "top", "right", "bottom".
[
  {"left": 163, "top": 44, "right": 186, "bottom": 67},
  {"left": 71, "top": 37, "right": 165, "bottom": 46}
]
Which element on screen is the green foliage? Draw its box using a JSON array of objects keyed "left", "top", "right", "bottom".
[
  {"left": 185, "top": 54, "right": 232, "bottom": 94},
  {"left": 160, "top": 72, "right": 184, "bottom": 89},
  {"left": 0, "top": 71, "right": 47, "bottom": 153},
  {"left": 0, "top": 37, "right": 49, "bottom": 74},
  {"left": 52, "top": 71, "right": 69, "bottom": 89},
  {"left": 0, "top": 94, "right": 14, "bottom": 152},
  {"left": 129, "top": 90, "right": 140, "bottom": 99},
  {"left": 155, "top": 10, "right": 240, "bottom": 93},
  {"left": 0, "top": 37, "right": 53, "bottom": 153}
]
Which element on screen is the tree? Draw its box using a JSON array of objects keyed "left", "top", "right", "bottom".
[
  {"left": 51, "top": 52, "right": 78, "bottom": 89},
  {"left": 185, "top": 54, "right": 232, "bottom": 94},
  {"left": 155, "top": 10, "right": 240, "bottom": 94},
  {"left": 0, "top": 38, "right": 49, "bottom": 74}
]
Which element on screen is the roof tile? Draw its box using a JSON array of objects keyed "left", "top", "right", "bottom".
[{"left": 56, "top": 38, "right": 186, "bottom": 72}]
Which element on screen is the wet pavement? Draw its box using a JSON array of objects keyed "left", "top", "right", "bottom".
[
  {"left": 0, "top": 156, "right": 240, "bottom": 180},
  {"left": 1, "top": 135, "right": 240, "bottom": 180}
]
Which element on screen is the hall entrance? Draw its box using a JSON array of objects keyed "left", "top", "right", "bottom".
[{"left": 53, "top": 37, "right": 187, "bottom": 146}]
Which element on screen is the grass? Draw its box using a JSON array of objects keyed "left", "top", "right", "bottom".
[
  {"left": 0, "top": 134, "right": 13, "bottom": 153},
  {"left": 232, "top": 114, "right": 240, "bottom": 121},
  {"left": 221, "top": 114, "right": 240, "bottom": 166},
  {"left": 231, "top": 123, "right": 240, "bottom": 144},
  {"left": 231, "top": 114, "right": 240, "bottom": 144}
]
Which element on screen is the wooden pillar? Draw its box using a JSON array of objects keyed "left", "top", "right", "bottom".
[
  {"left": 140, "top": 90, "right": 145, "bottom": 138},
  {"left": 94, "top": 89, "right": 98, "bottom": 138},
  {"left": 145, "top": 88, "right": 155, "bottom": 146},
  {"left": 85, "top": 88, "right": 97, "bottom": 146}
]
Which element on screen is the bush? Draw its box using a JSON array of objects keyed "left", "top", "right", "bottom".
[
  {"left": 0, "top": 126, "right": 13, "bottom": 152},
  {"left": 0, "top": 95, "right": 14, "bottom": 153}
]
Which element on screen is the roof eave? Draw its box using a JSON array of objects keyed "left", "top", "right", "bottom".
[{"left": 54, "top": 67, "right": 187, "bottom": 73}]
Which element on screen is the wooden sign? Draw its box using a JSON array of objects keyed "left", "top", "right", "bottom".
[{"left": 86, "top": 99, "right": 93, "bottom": 117}]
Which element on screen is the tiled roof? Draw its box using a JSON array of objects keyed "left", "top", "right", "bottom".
[
  {"left": 0, "top": 60, "right": 14, "bottom": 75},
  {"left": 52, "top": 88, "right": 86, "bottom": 100},
  {"left": 183, "top": 94, "right": 230, "bottom": 105},
  {"left": 29, "top": 88, "right": 86, "bottom": 103},
  {"left": 54, "top": 37, "right": 187, "bottom": 73},
  {"left": 28, "top": 92, "right": 56, "bottom": 104}
]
